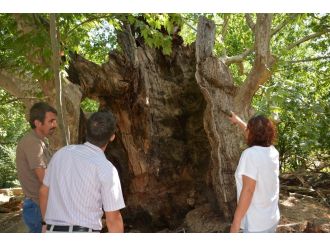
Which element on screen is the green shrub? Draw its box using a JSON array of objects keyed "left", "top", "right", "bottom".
[
  {"left": 0, "top": 89, "right": 29, "bottom": 188},
  {"left": 0, "top": 144, "right": 19, "bottom": 188},
  {"left": 254, "top": 77, "right": 330, "bottom": 172}
]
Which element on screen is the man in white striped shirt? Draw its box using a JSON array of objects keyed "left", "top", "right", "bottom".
[{"left": 39, "top": 111, "right": 125, "bottom": 233}]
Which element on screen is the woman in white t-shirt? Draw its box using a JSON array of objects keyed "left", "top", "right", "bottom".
[{"left": 229, "top": 112, "right": 280, "bottom": 233}]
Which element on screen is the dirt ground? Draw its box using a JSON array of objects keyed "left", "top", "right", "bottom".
[
  {"left": 0, "top": 193, "right": 28, "bottom": 233},
  {"left": 277, "top": 192, "right": 330, "bottom": 232},
  {"left": 1, "top": 190, "right": 329, "bottom": 233},
  {"left": 0, "top": 211, "right": 28, "bottom": 233}
]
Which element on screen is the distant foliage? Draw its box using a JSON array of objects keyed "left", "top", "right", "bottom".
[
  {"left": 254, "top": 66, "right": 330, "bottom": 172},
  {"left": 80, "top": 98, "right": 100, "bottom": 113},
  {"left": 250, "top": 13, "right": 330, "bottom": 172},
  {"left": 0, "top": 89, "right": 29, "bottom": 188},
  {"left": 0, "top": 144, "right": 19, "bottom": 188}
]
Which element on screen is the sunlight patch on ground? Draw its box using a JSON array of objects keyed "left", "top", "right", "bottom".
[
  {"left": 0, "top": 193, "right": 11, "bottom": 204},
  {"left": 280, "top": 195, "right": 298, "bottom": 207}
]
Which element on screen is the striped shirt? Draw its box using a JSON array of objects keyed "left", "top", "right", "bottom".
[{"left": 43, "top": 142, "right": 125, "bottom": 230}]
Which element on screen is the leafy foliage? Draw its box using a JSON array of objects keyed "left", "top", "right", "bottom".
[
  {"left": 252, "top": 14, "right": 330, "bottom": 172},
  {"left": 254, "top": 60, "right": 329, "bottom": 172},
  {"left": 0, "top": 144, "right": 19, "bottom": 188},
  {"left": 58, "top": 14, "right": 120, "bottom": 65},
  {"left": 126, "top": 13, "right": 184, "bottom": 55},
  {"left": 0, "top": 14, "right": 54, "bottom": 80},
  {"left": 80, "top": 98, "right": 100, "bottom": 112},
  {"left": 0, "top": 89, "right": 29, "bottom": 188}
]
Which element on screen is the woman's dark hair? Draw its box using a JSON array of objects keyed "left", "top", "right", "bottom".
[
  {"left": 86, "top": 111, "right": 116, "bottom": 147},
  {"left": 246, "top": 115, "right": 276, "bottom": 147}
]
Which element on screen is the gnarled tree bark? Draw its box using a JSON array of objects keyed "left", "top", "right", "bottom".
[
  {"left": 68, "top": 29, "right": 211, "bottom": 230},
  {"left": 195, "top": 16, "right": 239, "bottom": 221},
  {"left": 195, "top": 14, "right": 274, "bottom": 221},
  {"left": 67, "top": 14, "right": 276, "bottom": 229}
]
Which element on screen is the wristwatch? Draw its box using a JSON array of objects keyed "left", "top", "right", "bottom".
[{"left": 41, "top": 220, "right": 46, "bottom": 226}]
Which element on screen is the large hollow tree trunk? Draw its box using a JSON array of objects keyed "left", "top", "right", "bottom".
[
  {"left": 67, "top": 14, "right": 275, "bottom": 231},
  {"left": 68, "top": 28, "right": 212, "bottom": 230}
]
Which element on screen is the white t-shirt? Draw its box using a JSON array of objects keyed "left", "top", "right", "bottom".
[
  {"left": 44, "top": 142, "right": 125, "bottom": 230},
  {"left": 235, "top": 145, "right": 280, "bottom": 232}
]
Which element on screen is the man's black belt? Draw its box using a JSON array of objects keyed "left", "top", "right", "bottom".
[{"left": 46, "top": 224, "right": 99, "bottom": 232}]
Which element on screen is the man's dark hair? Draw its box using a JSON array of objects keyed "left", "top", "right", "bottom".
[
  {"left": 86, "top": 111, "right": 117, "bottom": 147},
  {"left": 29, "top": 102, "right": 57, "bottom": 129}
]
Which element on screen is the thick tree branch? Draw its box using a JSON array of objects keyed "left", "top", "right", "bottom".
[
  {"left": 286, "top": 28, "right": 330, "bottom": 50},
  {"left": 224, "top": 48, "right": 253, "bottom": 65},
  {"left": 245, "top": 14, "right": 255, "bottom": 33},
  {"left": 236, "top": 14, "right": 274, "bottom": 111},
  {"left": 0, "top": 69, "right": 42, "bottom": 110},
  {"left": 68, "top": 53, "right": 129, "bottom": 98}
]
